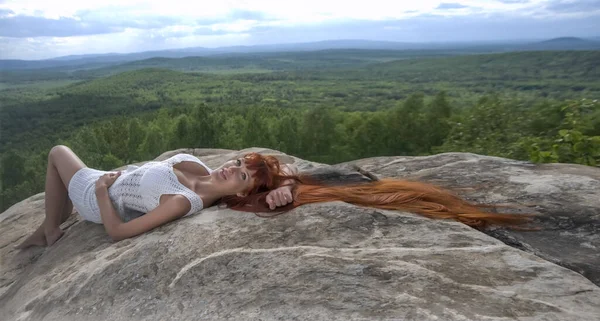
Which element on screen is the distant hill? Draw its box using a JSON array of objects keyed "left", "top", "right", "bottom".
[
  {"left": 0, "top": 49, "right": 460, "bottom": 82},
  {"left": 73, "top": 49, "right": 458, "bottom": 78},
  {"left": 359, "top": 51, "right": 600, "bottom": 83},
  {"left": 1, "top": 38, "right": 599, "bottom": 72},
  {"left": 0, "top": 40, "right": 424, "bottom": 70},
  {"left": 520, "top": 37, "right": 600, "bottom": 50},
  {"left": 542, "top": 37, "right": 587, "bottom": 43},
  {"left": 0, "top": 39, "right": 550, "bottom": 71}
]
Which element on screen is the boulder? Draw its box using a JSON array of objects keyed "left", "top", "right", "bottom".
[
  {"left": 1, "top": 149, "right": 599, "bottom": 321},
  {"left": 339, "top": 152, "right": 600, "bottom": 286}
]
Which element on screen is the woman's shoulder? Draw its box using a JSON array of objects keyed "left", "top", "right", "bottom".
[
  {"left": 162, "top": 153, "right": 199, "bottom": 163},
  {"left": 165, "top": 153, "right": 212, "bottom": 173}
]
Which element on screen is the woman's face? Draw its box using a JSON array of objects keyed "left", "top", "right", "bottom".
[{"left": 212, "top": 158, "right": 257, "bottom": 197}]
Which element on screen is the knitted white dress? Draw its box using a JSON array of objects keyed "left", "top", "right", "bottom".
[{"left": 67, "top": 154, "right": 212, "bottom": 224}]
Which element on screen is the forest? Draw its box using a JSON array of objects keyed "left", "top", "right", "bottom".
[{"left": 1, "top": 49, "right": 599, "bottom": 212}]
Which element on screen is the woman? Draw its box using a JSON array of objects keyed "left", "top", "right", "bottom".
[
  {"left": 17, "top": 145, "right": 297, "bottom": 248},
  {"left": 18, "top": 145, "right": 532, "bottom": 248}
]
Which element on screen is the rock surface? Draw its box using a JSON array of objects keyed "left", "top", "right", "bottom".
[
  {"left": 339, "top": 152, "right": 600, "bottom": 286},
  {"left": 1, "top": 148, "right": 599, "bottom": 321}
]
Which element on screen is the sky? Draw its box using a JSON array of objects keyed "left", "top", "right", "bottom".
[{"left": 0, "top": 0, "right": 599, "bottom": 60}]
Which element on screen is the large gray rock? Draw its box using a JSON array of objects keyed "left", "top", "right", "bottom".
[
  {"left": 1, "top": 149, "right": 599, "bottom": 321},
  {"left": 338, "top": 152, "right": 600, "bottom": 287}
]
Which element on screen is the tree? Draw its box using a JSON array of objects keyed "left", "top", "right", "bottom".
[
  {"left": 139, "top": 124, "right": 167, "bottom": 159},
  {"left": 191, "top": 107, "right": 217, "bottom": 148},
  {"left": 218, "top": 114, "right": 247, "bottom": 150},
  {"left": 100, "top": 153, "right": 123, "bottom": 170},
  {"left": 171, "top": 114, "right": 193, "bottom": 149},
  {"left": 387, "top": 93, "right": 427, "bottom": 155},
  {"left": 424, "top": 91, "right": 453, "bottom": 150},
  {"left": 353, "top": 113, "right": 387, "bottom": 158},
  {"left": 439, "top": 95, "right": 521, "bottom": 157},
  {"left": 273, "top": 114, "right": 300, "bottom": 154},
  {"left": 127, "top": 119, "right": 146, "bottom": 163},
  {"left": 99, "top": 117, "right": 130, "bottom": 162},
  {"left": 244, "top": 107, "right": 272, "bottom": 148},
  {"left": 300, "top": 107, "right": 337, "bottom": 163},
  {"left": 1, "top": 150, "right": 25, "bottom": 188}
]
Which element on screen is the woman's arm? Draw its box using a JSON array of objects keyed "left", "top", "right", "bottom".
[
  {"left": 95, "top": 187, "right": 189, "bottom": 241},
  {"left": 266, "top": 163, "right": 298, "bottom": 210},
  {"left": 95, "top": 186, "right": 125, "bottom": 239},
  {"left": 280, "top": 163, "right": 298, "bottom": 187}
]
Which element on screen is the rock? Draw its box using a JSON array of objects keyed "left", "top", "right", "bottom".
[
  {"left": 1, "top": 149, "right": 599, "bottom": 321},
  {"left": 339, "top": 152, "right": 600, "bottom": 286}
]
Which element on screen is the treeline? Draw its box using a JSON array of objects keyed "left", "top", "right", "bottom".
[
  {"left": 2, "top": 92, "right": 598, "bottom": 212},
  {"left": 0, "top": 49, "right": 454, "bottom": 84},
  {"left": 3, "top": 56, "right": 599, "bottom": 155}
]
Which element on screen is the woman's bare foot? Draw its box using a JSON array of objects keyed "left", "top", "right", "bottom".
[
  {"left": 45, "top": 227, "right": 64, "bottom": 246},
  {"left": 16, "top": 227, "right": 47, "bottom": 249}
]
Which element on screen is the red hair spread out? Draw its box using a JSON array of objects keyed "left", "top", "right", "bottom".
[{"left": 220, "top": 153, "right": 533, "bottom": 229}]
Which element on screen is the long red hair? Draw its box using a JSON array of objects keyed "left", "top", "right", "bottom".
[{"left": 221, "top": 153, "right": 533, "bottom": 229}]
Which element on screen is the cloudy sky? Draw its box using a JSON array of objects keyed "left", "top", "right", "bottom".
[{"left": 1, "top": 0, "right": 599, "bottom": 60}]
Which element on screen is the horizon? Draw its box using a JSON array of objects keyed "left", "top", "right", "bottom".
[
  {"left": 1, "top": 0, "right": 600, "bottom": 60},
  {"left": 6, "top": 36, "right": 598, "bottom": 62}
]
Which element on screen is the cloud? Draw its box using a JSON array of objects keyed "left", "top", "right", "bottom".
[
  {"left": 436, "top": 3, "right": 469, "bottom": 9},
  {"left": 245, "top": 12, "right": 600, "bottom": 45},
  {"left": 0, "top": 8, "right": 14, "bottom": 16},
  {"left": 0, "top": 15, "right": 120, "bottom": 37},
  {"left": 193, "top": 28, "right": 232, "bottom": 36},
  {"left": 76, "top": 9, "right": 182, "bottom": 29},
  {"left": 228, "top": 9, "right": 269, "bottom": 21},
  {"left": 496, "top": 0, "right": 530, "bottom": 4},
  {"left": 0, "top": 6, "right": 275, "bottom": 38},
  {"left": 545, "top": 0, "right": 600, "bottom": 13},
  {"left": 1, "top": 1, "right": 600, "bottom": 59},
  {"left": 0, "top": 29, "right": 252, "bottom": 60}
]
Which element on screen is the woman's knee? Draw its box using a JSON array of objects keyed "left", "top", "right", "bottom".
[
  {"left": 48, "top": 145, "right": 71, "bottom": 162},
  {"left": 48, "top": 145, "right": 86, "bottom": 187}
]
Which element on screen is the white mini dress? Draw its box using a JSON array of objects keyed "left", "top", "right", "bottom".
[{"left": 67, "top": 154, "right": 212, "bottom": 223}]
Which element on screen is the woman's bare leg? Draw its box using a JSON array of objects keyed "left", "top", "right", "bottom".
[
  {"left": 62, "top": 197, "right": 74, "bottom": 222},
  {"left": 17, "top": 222, "right": 47, "bottom": 248},
  {"left": 17, "top": 145, "right": 86, "bottom": 249},
  {"left": 16, "top": 193, "right": 74, "bottom": 248}
]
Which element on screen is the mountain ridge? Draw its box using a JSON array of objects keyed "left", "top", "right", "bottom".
[{"left": 2, "top": 37, "right": 599, "bottom": 71}]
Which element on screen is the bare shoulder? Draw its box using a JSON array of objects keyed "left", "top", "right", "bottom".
[{"left": 173, "top": 160, "right": 210, "bottom": 176}]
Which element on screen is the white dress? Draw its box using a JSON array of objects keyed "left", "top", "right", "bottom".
[{"left": 67, "top": 154, "right": 212, "bottom": 224}]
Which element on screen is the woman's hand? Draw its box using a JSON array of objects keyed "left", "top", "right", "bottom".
[
  {"left": 95, "top": 171, "right": 121, "bottom": 192},
  {"left": 266, "top": 186, "right": 294, "bottom": 210}
]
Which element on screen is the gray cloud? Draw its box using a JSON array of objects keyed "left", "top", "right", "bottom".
[
  {"left": 245, "top": 12, "right": 600, "bottom": 44},
  {"left": 228, "top": 9, "right": 268, "bottom": 21},
  {"left": 0, "top": 8, "right": 14, "bottom": 16},
  {"left": 496, "top": 0, "right": 530, "bottom": 4},
  {"left": 545, "top": 0, "right": 600, "bottom": 13},
  {"left": 2, "top": 4, "right": 600, "bottom": 59},
  {"left": 0, "top": 7, "right": 265, "bottom": 38},
  {"left": 193, "top": 28, "right": 232, "bottom": 36},
  {"left": 436, "top": 3, "right": 469, "bottom": 9},
  {"left": 0, "top": 15, "right": 120, "bottom": 37},
  {"left": 0, "top": 7, "right": 186, "bottom": 38},
  {"left": 76, "top": 10, "right": 182, "bottom": 29}
]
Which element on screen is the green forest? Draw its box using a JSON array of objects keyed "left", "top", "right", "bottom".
[{"left": 1, "top": 50, "right": 599, "bottom": 212}]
